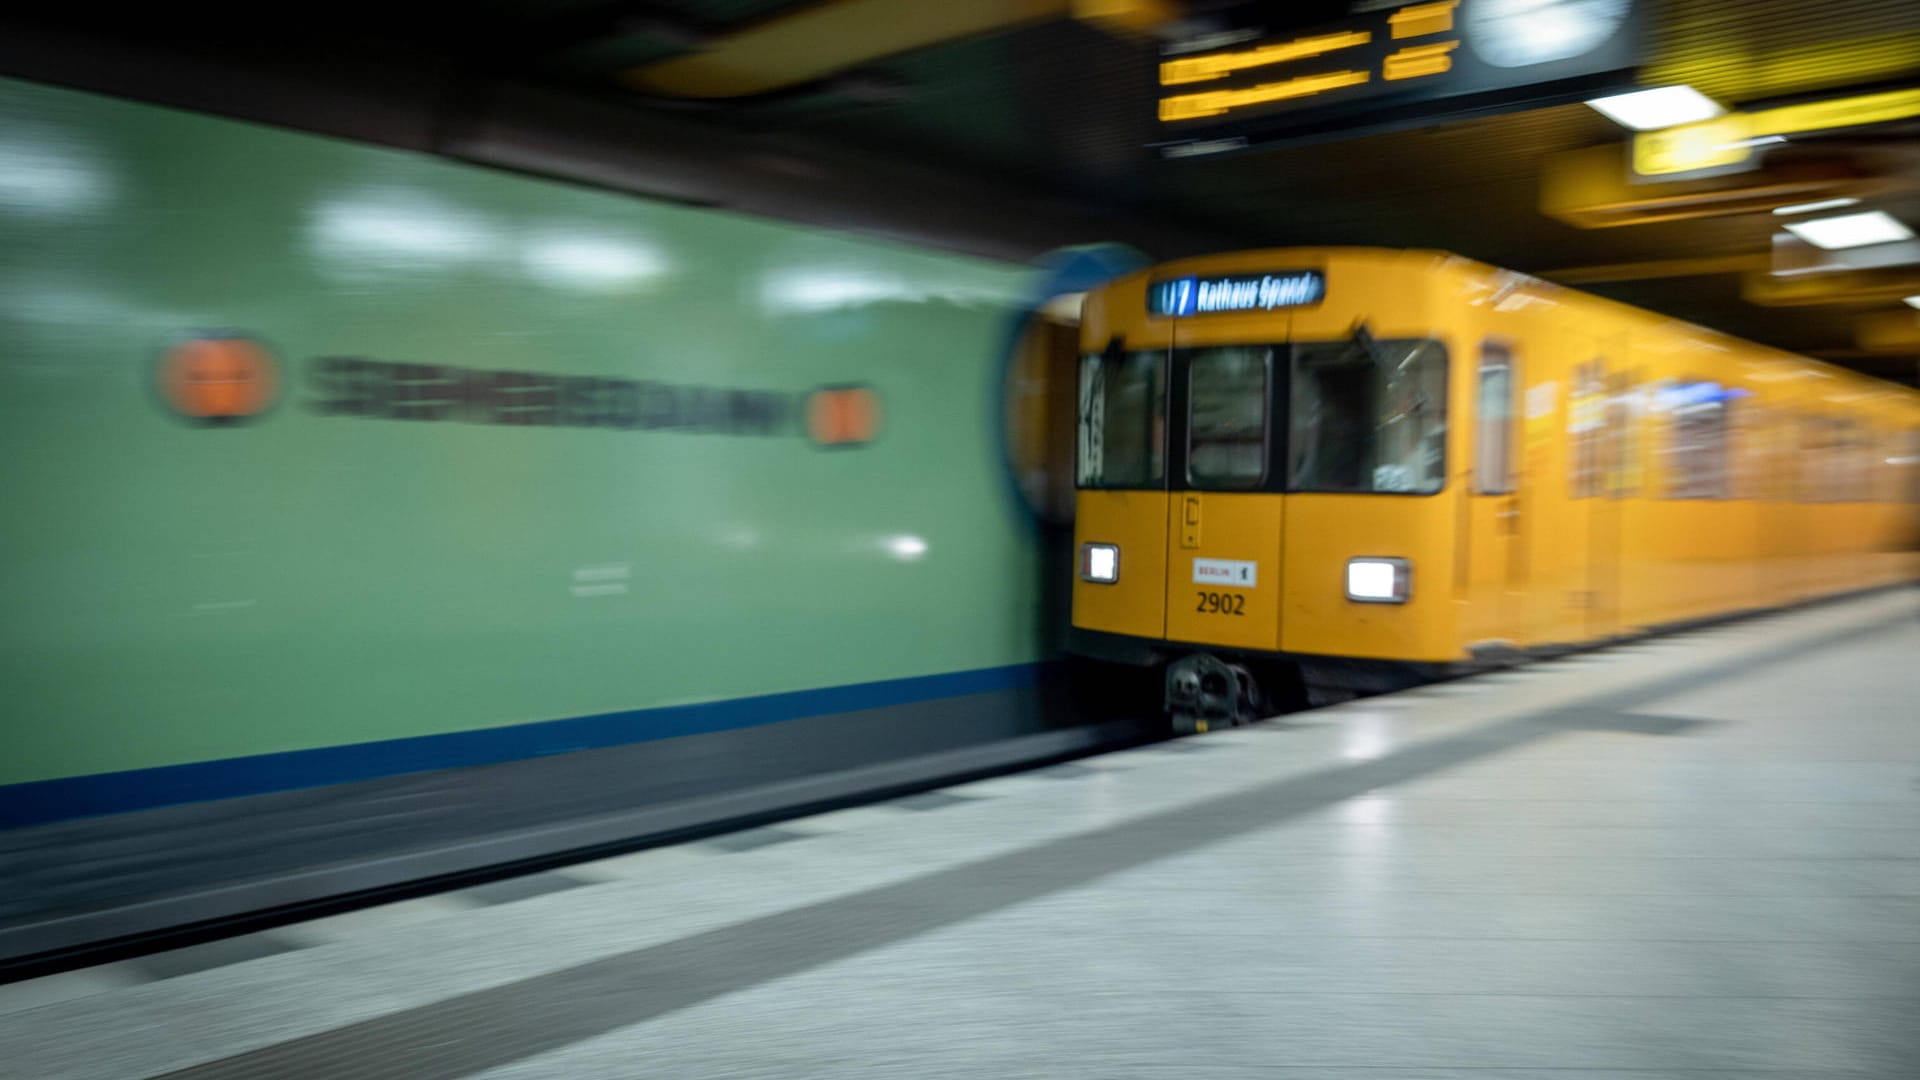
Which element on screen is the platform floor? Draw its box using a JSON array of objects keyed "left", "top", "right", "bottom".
[{"left": 3, "top": 590, "right": 1918, "bottom": 1079}]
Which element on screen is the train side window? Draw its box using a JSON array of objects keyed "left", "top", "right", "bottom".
[
  {"left": 1831, "top": 416, "right": 1854, "bottom": 502},
  {"left": 1605, "top": 369, "right": 1641, "bottom": 498},
  {"left": 1474, "top": 344, "right": 1516, "bottom": 495},
  {"left": 1186, "top": 346, "right": 1272, "bottom": 489},
  {"left": 1907, "top": 429, "right": 1920, "bottom": 504},
  {"left": 1076, "top": 350, "right": 1165, "bottom": 489},
  {"left": 1800, "top": 413, "right": 1871, "bottom": 503},
  {"left": 1878, "top": 427, "right": 1897, "bottom": 503},
  {"left": 1848, "top": 420, "right": 1874, "bottom": 502},
  {"left": 1569, "top": 360, "right": 1601, "bottom": 499},
  {"left": 1754, "top": 403, "right": 1790, "bottom": 502},
  {"left": 1895, "top": 429, "right": 1912, "bottom": 503},
  {"left": 1663, "top": 379, "right": 1729, "bottom": 499},
  {"left": 1796, "top": 414, "right": 1820, "bottom": 502},
  {"left": 1287, "top": 338, "right": 1446, "bottom": 494}
]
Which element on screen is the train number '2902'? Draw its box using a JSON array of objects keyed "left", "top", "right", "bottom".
[{"left": 1196, "top": 591, "right": 1245, "bottom": 616}]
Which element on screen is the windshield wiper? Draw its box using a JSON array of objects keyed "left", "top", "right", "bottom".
[{"left": 1350, "top": 320, "right": 1390, "bottom": 367}]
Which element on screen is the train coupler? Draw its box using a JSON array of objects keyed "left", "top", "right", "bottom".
[{"left": 1166, "top": 652, "right": 1263, "bottom": 734}]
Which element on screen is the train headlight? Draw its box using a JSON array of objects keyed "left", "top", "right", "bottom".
[
  {"left": 1080, "top": 543, "right": 1120, "bottom": 584},
  {"left": 1346, "top": 558, "right": 1410, "bottom": 603}
]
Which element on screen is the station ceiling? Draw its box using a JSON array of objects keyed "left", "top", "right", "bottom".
[{"left": 7, "top": 0, "right": 1920, "bottom": 383}]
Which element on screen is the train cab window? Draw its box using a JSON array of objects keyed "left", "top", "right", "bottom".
[
  {"left": 1287, "top": 338, "right": 1446, "bottom": 495},
  {"left": 1475, "top": 345, "right": 1516, "bottom": 495},
  {"left": 1076, "top": 350, "right": 1165, "bottom": 489},
  {"left": 1186, "top": 347, "right": 1272, "bottom": 488}
]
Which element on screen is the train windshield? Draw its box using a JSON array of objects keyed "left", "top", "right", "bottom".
[
  {"left": 1077, "top": 351, "right": 1166, "bottom": 488},
  {"left": 1187, "top": 346, "right": 1272, "bottom": 488},
  {"left": 1288, "top": 338, "right": 1446, "bottom": 494}
]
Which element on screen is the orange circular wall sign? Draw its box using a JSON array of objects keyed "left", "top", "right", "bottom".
[{"left": 159, "top": 336, "right": 279, "bottom": 424}]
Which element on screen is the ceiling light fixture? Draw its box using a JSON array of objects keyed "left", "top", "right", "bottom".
[
  {"left": 1585, "top": 85, "right": 1724, "bottom": 131},
  {"left": 1772, "top": 197, "right": 1861, "bottom": 216},
  {"left": 1782, "top": 211, "right": 1915, "bottom": 250}
]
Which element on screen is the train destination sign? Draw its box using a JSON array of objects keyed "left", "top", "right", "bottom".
[
  {"left": 1148, "top": 271, "right": 1326, "bottom": 317},
  {"left": 1157, "top": 0, "right": 1643, "bottom": 156}
]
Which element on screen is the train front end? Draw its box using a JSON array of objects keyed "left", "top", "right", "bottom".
[{"left": 1069, "top": 249, "right": 1468, "bottom": 730}]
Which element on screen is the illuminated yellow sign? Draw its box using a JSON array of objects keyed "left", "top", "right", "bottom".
[
  {"left": 1384, "top": 40, "right": 1458, "bottom": 81},
  {"left": 1156, "top": 0, "right": 1640, "bottom": 138},
  {"left": 1159, "top": 0, "right": 1463, "bottom": 122},
  {"left": 1160, "top": 30, "right": 1371, "bottom": 86},
  {"left": 1633, "top": 86, "right": 1920, "bottom": 177},
  {"left": 1161, "top": 70, "right": 1372, "bottom": 121},
  {"left": 1389, "top": 0, "right": 1457, "bottom": 39}
]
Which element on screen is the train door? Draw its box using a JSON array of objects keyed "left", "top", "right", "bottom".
[
  {"left": 1461, "top": 340, "right": 1522, "bottom": 651},
  {"left": 1159, "top": 326, "right": 1287, "bottom": 652}
]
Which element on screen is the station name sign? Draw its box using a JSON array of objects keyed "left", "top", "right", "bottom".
[
  {"left": 1148, "top": 271, "right": 1326, "bottom": 317},
  {"left": 1157, "top": 0, "right": 1642, "bottom": 156}
]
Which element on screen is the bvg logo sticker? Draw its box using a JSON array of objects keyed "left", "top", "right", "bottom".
[
  {"left": 157, "top": 335, "right": 279, "bottom": 425},
  {"left": 807, "top": 386, "right": 881, "bottom": 447}
]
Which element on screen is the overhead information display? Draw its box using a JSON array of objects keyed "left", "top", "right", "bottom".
[{"left": 1157, "top": 0, "right": 1644, "bottom": 157}]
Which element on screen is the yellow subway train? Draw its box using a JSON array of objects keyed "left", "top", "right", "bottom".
[{"left": 1067, "top": 248, "right": 1920, "bottom": 730}]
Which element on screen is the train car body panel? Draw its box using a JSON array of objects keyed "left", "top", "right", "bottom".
[
  {"left": 1073, "top": 490, "right": 1170, "bottom": 639},
  {"left": 1280, "top": 493, "right": 1457, "bottom": 661},
  {"left": 1165, "top": 492, "right": 1283, "bottom": 652}
]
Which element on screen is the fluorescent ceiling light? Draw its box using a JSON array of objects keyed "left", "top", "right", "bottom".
[
  {"left": 1782, "top": 211, "right": 1915, "bottom": 250},
  {"left": 1585, "top": 85, "right": 1724, "bottom": 130},
  {"left": 1773, "top": 197, "right": 1860, "bottom": 216},
  {"left": 1904, "top": 295, "right": 1920, "bottom": 310}
]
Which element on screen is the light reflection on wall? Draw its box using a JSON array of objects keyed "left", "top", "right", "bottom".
[
  {"left": 521, "top": 234, "right": 668, "bottom": 292},
  {"left": 309, "top": 191, "right": 502, "bottom": 268},
  {"left": 759, "top": 267, "right": 1014, "bottom": 314},
  {"left": 308, "top": 191, "right": 676, "bottom": 295},
  {"left": 885, "top": 534, "right": 929, "bottom": 561},
  {"left": 0, "top": 134, "right": 113, "bottom": 218},
  {"left": 0, "top": 278, "right": 192, "bottom": 343}
]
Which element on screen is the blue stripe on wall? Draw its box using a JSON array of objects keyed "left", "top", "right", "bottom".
[{"left": 0, "top": 662, "right": 1048, "bottom": 829}]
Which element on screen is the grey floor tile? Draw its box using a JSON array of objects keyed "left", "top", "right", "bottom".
[
  {"left": 1140, "top": 739, "right": 1214, "bottom": 752},
  {"left": 457, "top": 871, "right": 594, "bottom": 907},
  {"left": 699, "top": 827, "right": 812, "bottom": 853},
  {"left": 127, "top": 931, "right": 305, "bottom": 982},
  {"left": 277, "top": 894, "right": 477, "bottom": 946},
  {"left": 885, "top": 791, "right": 985, "bottom": 812},
  {"left": 0, "top": 965, "right": 149, "bottom": 1016}
]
